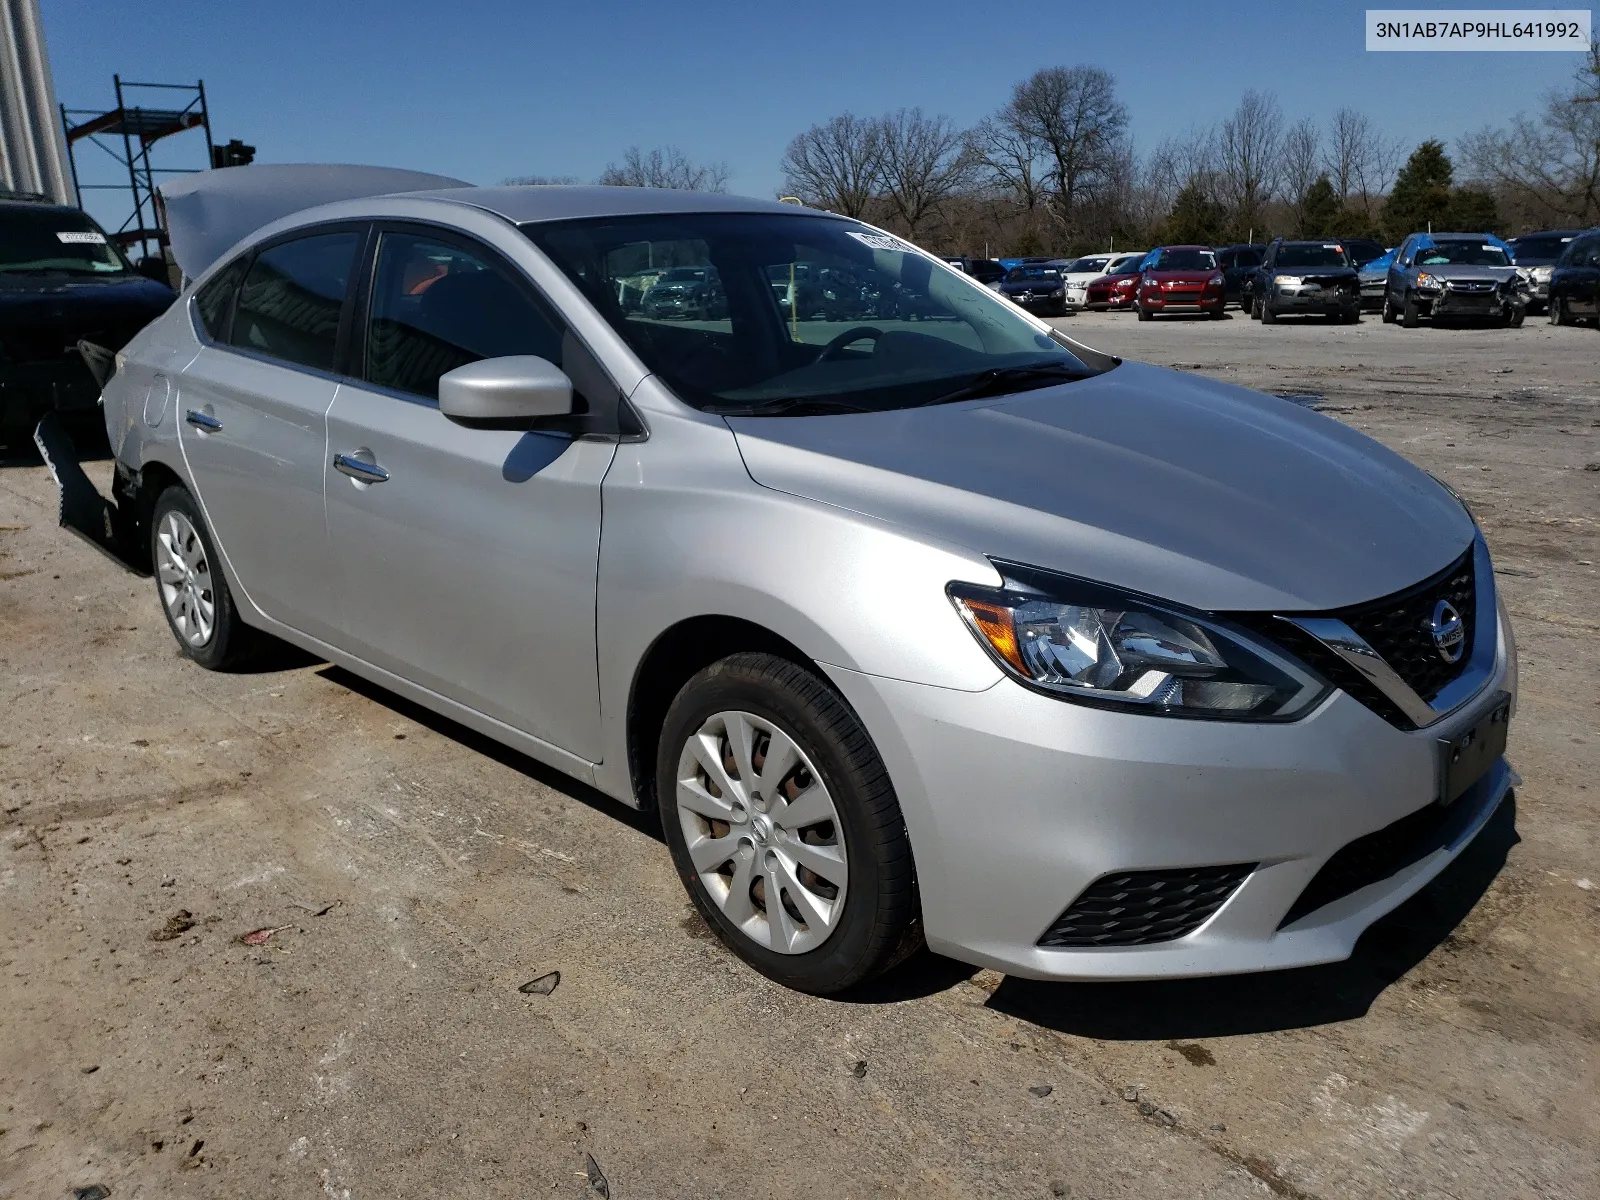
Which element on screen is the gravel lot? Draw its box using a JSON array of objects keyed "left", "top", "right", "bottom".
[{"left": 2, "top": 310, "right": 1597, "bottom": 1199}]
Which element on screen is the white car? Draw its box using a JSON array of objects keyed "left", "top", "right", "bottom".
[{"left": 1062, "top": 252, "right": 1144, "bottom": 311}]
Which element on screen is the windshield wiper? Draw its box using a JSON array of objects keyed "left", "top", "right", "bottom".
[
  {"left": 915, "top": 362, "right": 1086, "bottom": 408},
  {"left": 705, "top": 396, "right": 874, "bottom": 417}
]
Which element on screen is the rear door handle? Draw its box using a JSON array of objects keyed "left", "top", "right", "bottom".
[
  {"left": 184, "top": 408, "right": 222, "bottom": 432},
  {"left": 333, "top": 452, "right": 390, "bottom": 484}
]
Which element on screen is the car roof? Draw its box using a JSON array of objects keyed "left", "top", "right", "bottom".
[
  {"left": 1154, "top": 244, "right": 1213, "bottom": 251},
  {"left": 438, "top": 186, "right": 847, "bottom": 224}
]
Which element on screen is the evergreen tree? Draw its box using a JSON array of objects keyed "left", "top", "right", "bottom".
[
  {"left": 1161, "top": 183, "right": 1229, "bottom": 246},
  {"left": 1382, "top": 139, "right": 1453, "bottom": 242},
  {"left": 1297, "top": 175, "right": 1341, "bottom": 237}
]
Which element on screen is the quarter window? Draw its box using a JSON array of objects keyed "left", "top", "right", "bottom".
[
  {"left": 194, "top": 255, "right": 247, "bottom": 341},
  {"left": 229, "top": 231, "right": 360, "bottom": 372},
  {"left": 363, "top": 231, "right": 562, "bottom": 401}
]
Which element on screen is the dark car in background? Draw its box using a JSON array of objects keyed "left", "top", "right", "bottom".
[
  {"left": 1, "top": 197, "right": 175, "bottom": 444},
  {"left": 1509, "top": 230, "right": 1587, "bottom": 314},
  {"left": 999, "top": 262, "right": 1069, "bottom": 315},
  {"left": 1547, "top": 228, "right": 1600, "bottom": 327},
  {"left": 641, "top": 265, "right": 727, "bottom": 320},
  {"left": 1134, "top": 246, "right": 1225, "bottom": 320},
  {"left": 941, "top": 256, "right": 1008, "bottom": 286},
  {"left": 1340, "top": 238, "right": 1388, "bottom": 269},
  {"left": 1215, "top": 244, "right": 1264, "bottom": 307},
  {"left": 1382, "top": 233, "right": 1527, "bottom": 328},
  {"left": 1250, "top": 240, "right": 1361, "bottom": 324},
  {"left": 1081, "top": 254, "right": 1146, "bottom": 310},
  {"left": 1358, "top": 248, "right": 1395, "bottom": 310}
]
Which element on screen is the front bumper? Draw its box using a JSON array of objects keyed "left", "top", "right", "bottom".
[
  {"left": 1273, "top": 285, "right": 1360, "bottom": 313},
  {"left": 825, "top": 606, "right": 1515, "bottom": 981},
  {"left": 1084, "top": 292, "right": 1135, "bottom": 309},
  {"left": 1140, "top": 294, "right": 1225, "bottom": 314},
  {"left": 1420, "top": 288, "right": 1523, "bottom": 318},
  {"left": 1008, "top": 293, "right": 1066, "bottom": 314}
]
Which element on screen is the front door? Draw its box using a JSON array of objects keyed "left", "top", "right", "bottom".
[
  {"left": 322, "top": 227, "right": 613, "bottom": 761},
  {"left": 176, "top": 228, "right": 363, "bottom": 640}
]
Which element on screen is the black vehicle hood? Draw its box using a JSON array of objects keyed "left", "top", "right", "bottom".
[
  {"left": 0, "top": 272, "right": 175, "bottom": 309},
  {"left": 1271, "top": 266, "right": 1356, "bottom": 278},
  {"left": 1001, "top": 279, "right": 1061, "bottom": 293}
]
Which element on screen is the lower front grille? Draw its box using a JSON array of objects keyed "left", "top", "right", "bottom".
[
  {"left": 1038, "top": 864, "right": 1255, "bottom": 948},
  {"left": 1279, "top": 801, "right": 1454, "bottom": 928}
]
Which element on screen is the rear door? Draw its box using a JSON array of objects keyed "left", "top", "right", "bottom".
[
  {"left": 176, "top": 225, "right": 364, "bottom": 640},
  {"left": 322, "top": 224, "right": 615, "bottom": 760},
  {"left": 1573, "top": 236, "right": 1600, "bottom": 315}
]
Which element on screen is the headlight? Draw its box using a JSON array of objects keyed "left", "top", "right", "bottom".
[
  {"left": 1275, "top": 275, "right": 1303, "bottom": 287},
  {"left": 1416, "top": 273, "right": 1443, "bottom": 290},
  {"left": 948, "top": 567, "right": 1330, "bottom": 721}
]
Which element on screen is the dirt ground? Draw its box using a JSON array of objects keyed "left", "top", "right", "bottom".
[{"left": 2, "top": 310, "right": 1597, "bottom": 1200}]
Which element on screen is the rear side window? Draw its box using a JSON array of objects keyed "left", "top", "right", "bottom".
[
  {"left": 1236, "top": 248, "right": 1263, "bottom": 268},
  {"left": 193, "top": 256, "right": 247, "bottom": 340},
  {"left": 229, "top": 231, "right": 361, "bottom": 372},
  {"left": 363, "top": 230, "right": 563, "bottom": 402}
]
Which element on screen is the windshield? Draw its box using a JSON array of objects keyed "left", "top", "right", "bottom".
[
  {"left": 1067, "top": 256, "right": 1113, "bottom": 273},
  {"left": 0, "top": 206, "right": 131, "bottom": 276},
  {"left": 1418, "top": 242, "right": 1510, "bottom": 267},
  {"left": 523, "top": 212, "right": 1105, "bottom": 414},
  {"left": 1106, "top": 255, "right": 1142, "bottom": 275},
  {"left": 1005, "top": 266, "right": 1061, "bottom": 281},
  {"left": 1153, "top": 249, "right": 1216, "bottom": 271},
  {"left": 1276, "top": 245, "right": 1350, "bottom": 269},
  {"left": 1343, "top": 239, "right": 1385, "bottom": 266},
  {"left": 1510, "top": 235, "right": 1572, "bottom": 263}
]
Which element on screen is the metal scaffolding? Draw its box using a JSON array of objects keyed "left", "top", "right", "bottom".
[{"left": 61, "top": 75, "right": 213, "bottom": 259}]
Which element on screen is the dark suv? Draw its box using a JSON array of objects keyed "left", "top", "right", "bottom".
[
  {"left": 1547, "top": 229, "right": 1600, "bottom": 328},
  {"left": 1510, "top": 229, "right": 1589, "bottom": 314},
  {"left": 1249, "top": 240, "right": 1361, "bottom": 323},
  {"left": 1215, "top": 244, "right": 1264, "bottom": 307},
  {"left": 1, "top": 198, "right": 175, "bottom": 444}
]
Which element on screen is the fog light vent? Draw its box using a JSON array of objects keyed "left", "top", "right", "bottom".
[{"left": 1038, "top": 864, "right": 1254, "bottom": 948}]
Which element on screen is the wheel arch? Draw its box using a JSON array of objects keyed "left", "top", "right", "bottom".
[{"left": 625, "top": 614, "right": 823, "bottom": 813}]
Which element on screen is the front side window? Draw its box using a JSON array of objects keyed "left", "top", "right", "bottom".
[
  {"left": 0, "top": 206, "right": 131, "bottom": 277},
  {"left": 229, "top": 231, "right": 360, "bottom": 372},
  {"left": 1416, "top": 242, "right": 1510, "bottom": 268},
  {"left": 523, "top": 212, "right": 1107, "bottom": 415},
  {"left": 363, "top": 231, "right": 562, "bottom": 401}
]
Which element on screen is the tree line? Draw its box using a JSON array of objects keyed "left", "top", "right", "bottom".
[{"left": 512, "top": 41, "right": 1599, "bottom": 256}]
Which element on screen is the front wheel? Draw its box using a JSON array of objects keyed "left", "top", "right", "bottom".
[
  {"left": 657, "top": 653, "right": 920, "bottom": 994},
  {"left": 150, "top": 486, "right": 256, "bottom": 670},
  {"left": 1136, "top": 300, "right": 1150, "bottom": 321},
  {"left": 1550, "top": 296, "right": 1571, "bottom": 326},
  {"left": 1382, "top": 295, "right": 1397, "bottom": 323},
  {"left": 1260, "top": 298, "right": 1278, "bottom": 324},
  {"left": 1506, "top": 308, "right": 1525, "bottom": 328},
  {"left": 1402, "top": 293, "right": 1421, "bottom": 328}
]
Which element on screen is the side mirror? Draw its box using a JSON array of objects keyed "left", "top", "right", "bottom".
[
  {"left": 135, "top": 256, "right": 170, "bottom": 285},
  {"left": 439, "top": 356, "right": 574, "bottom": 429}
]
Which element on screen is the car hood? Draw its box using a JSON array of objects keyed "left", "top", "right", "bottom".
[
  {"left": 0, "top": 273, "right": 175, "bottom": 320},
  {"left": 1145, "top": 270, "right": 1216, "bottom": 284},
  {"left": 1416, "top": 265, "right": 1516, "bottom": 282},
  {"left": 1089, "top": 274, "right": 1138, "bottom": 289},
  {"left": 727, "top": 361, "right": 1474, "bottom": 613},
  {"left": 1001, "top": 279, "right": 1061, "bottom": 291}
]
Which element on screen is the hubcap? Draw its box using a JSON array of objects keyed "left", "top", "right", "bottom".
[
  {"left": 155, "top": 510, "right": 215, "bottom": 648},
  {"left": 675, "top": 710, "right": 848, "bottom": 955}
]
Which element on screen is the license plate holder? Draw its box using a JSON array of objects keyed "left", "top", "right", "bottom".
[{"left": 1437, "top": 694, "right": 1510, "bottom": 805}]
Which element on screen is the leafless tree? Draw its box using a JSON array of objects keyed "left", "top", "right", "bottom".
[
  {"left": 966, "top": 114, "right": 1047, "bottom": 211},
  {"left": 1460, "top": 39, "right": 1600, "bottom": 228},
  {"left": 1323, "top": 108, "right": 1404, "bottom": 216},
  {"left": 1218, "top": 90, "right": 1283, "bottom": 232},
  {"left": 1281, "top": 117, "right": 1321, "bottom": 213},
  {"left": 1003, "top": 66, "right": 1129, "bottom": 236},
  {"left": 597, "top": 146, "right": 729, "bottom": 192},
  {"left": 875, "top": 108, "right": 973, "bottom": 238},
  {"left": 779, "top": 113, "right": 885, "bottom": 217}
]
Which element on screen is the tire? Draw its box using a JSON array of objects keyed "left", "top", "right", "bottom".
[
  {"left": 1208, "top": 305, "right": 1225, "bottom": 319},
  {"left": 1402, "top": 293, "right": 1420, "bottom": 328},
  {"left": 1250, "top": 294, "right": 1262, "bottom": 320},
  {"left": 1382, "top": 295, "right": 1396, "bottom": 324},
  {"left": 1136, "top": 300, "right": 1150, "bottom": 321},
  {"left": 1550, "top": 296, "right": 1572, "bottom": 326},
  {"left": 1260, "top": 298, "right": 1278, "bottom": 324},
  {"left": 149, "top": 486, "right": 256, "bottom": 670},
  {"left": 657, "top": 652, "right": 920, "bottom": 994},
  {"left": 1341, "top": 306, "right": 1360, "bottom": 324},
  {"left": 1506, "top": 308, "right": 1525, "bottom": 328}
]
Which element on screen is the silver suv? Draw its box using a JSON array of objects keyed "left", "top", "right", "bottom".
[{"left": 74, "top": 170, "right": 1517, "bottom": 994}]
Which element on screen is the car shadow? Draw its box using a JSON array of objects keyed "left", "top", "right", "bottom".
[
  {"left": 312, "top": 664, "right": 664, "bottom": 843},
  {"left": 981, "top": 794, "right": 1519, "bottom": 1039},
  {"left": 0, "top": 414, "right": 112, "bottom": 468}
]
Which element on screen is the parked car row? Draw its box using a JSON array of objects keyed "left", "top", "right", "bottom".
[{"left": 986, "top": 227, "right": 1600, "bottom": 331}]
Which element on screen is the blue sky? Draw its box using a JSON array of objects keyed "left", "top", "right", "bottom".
[{"left": 42, "top": 0, "right": 1586, "bottom": 230}]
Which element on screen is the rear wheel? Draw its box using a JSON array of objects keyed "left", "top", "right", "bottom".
[
  {"left": 150, "top": 486, "right": 256, "bottom": 670},
  {"left": 657, "top": 653, "right": 919, "bottom": 995}
]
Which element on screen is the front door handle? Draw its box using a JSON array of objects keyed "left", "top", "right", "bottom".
[
  {"left": 184, "top": 408, "right": 222, "bottom": 432},
  {"left": 333, "top": 452, "right": 390, "bottom": 484}
]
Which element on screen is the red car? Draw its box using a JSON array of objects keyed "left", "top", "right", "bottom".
[
  {"left": 1135, "top": 246, "right": 1226, "bottom": 320},
  {"left": 1082, "top": 254, "right": 1146, "bottom": 309}
]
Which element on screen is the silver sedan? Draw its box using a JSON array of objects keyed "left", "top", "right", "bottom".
[{"left": 80, "top": 169, "right": 1517, "bottom": 994}]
